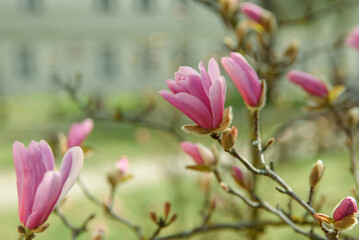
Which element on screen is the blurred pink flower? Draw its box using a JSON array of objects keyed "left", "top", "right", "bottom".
[
  {"left": 333, "top": 197, "right": 358, "bottom": 222},
  {"left": 240, "top": 2, "right": 264, "bottom": 22},
  {"left": 346, "top": 27, "right": 359, "bottom": 51},
  {"left": 287, "top": 70, "right": 329, "bottom": 97},
  {"left": 231, "top": 166, "right": 252, "bottom": 191},
  {"left": 159, "top": 58, "right": 226, "bottom": 130},
  {"left": 67, "top": 118, "right": 94, "bottom": 149},
  {"left": 13, "top": 140, "right": 84, "bottom": 229},
  {"left": 221, "top": 52, "right": 262, "bottom": 107},
  {"left": 116, "top": 157, "right": 129, "bottom": 175},
  {"left": 180, "top": 141, "right": 216, "bottom": 167}
]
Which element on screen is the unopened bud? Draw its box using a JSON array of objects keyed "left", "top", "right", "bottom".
[
  {"left": 220, "top": 0, "right": 239, "bottom": 17},
  {"left": 169, "top": 214, "right": 177, "bottom": 225},
  {"left": 333, "top": 197, "right": 358, "bottom": 231},
  {"left": 164, "top": 202, "right": 171, "bottom": 219},
  {"left": 284, "top": 40, "right": 300, "bottom": 64},
  {"left": 222, "top": 126, "right": 238, "bottom": 150},
  {"left": 220, "top": 182, "right": 230, "bottom": 192},
  {"left": 347, "top": 107, "right": 359, "bottom": 127},
  {"left": 309, "top": 160, "right": 325, "bottom": 188},
  {"left": 231, "top": 166, "right": 252, "bottom": 191},
  {"left": 150, "top": 212, "right": 157, "bottom": 224},
  {"left": 91, "top": 229, "right": 105, "bottom": 240},
  {"left": 240, "top": 3, "right": 277, "bottom": 34}
]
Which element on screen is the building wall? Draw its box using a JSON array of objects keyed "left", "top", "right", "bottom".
[{"left": 0, "top": 0, "right": 224, "bottom": 95}]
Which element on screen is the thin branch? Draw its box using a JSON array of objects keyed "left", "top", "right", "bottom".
[
  {"left": 278, "top": 0, "right": 359, "bottom": 26},
  {"left": 76, "top": 178, "right": 143, "bottom": 239},
  {"left": 54, "top": 207, "right": 95, "bottom": 240}
]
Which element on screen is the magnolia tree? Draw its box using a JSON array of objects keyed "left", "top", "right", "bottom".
[{"left": 13, "top": 1, "right": 359, "bottom": 240}]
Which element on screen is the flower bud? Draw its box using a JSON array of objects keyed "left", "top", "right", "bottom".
[
  {"left": 222, "top": 126, "right": 238, "bottom": 150},
  {"left": 231, "top": 166, "right": 252, "bottom": 191},
  {"left": 347, "top": 107, "right": 359, "bottom": 127},
  {"left": 181, "top": 142, "right": 217, "bottom": 170},
  {"left": 309, "top": 160, "right": 325, "bottom": 188},
  {"left": 346, "top": 27, "right": 359, "bottom": 51},
  {"left": 91, "top": 229, "right": 105, "bottom": 240},
  {"left": 333, "top": 197, "right": 358, "bottom": 231},
  {"left": 240, "top": 3, "right": 276, "bottom": 34},
  {"left": 107, "top": 157, "right": 131, "bottom": 187},
  {"left": 287, "top": 70, "right": 329, "bottom": 98},
  {"left": 284, "top": 40, "right": 300, "bottom": 64},
  {"left": 220, "top": 0, "right": 239, "bottom": 17}
]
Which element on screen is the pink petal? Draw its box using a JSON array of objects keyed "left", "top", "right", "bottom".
[
  {"left": 116, "top": 157, "right": 129, "bottom": 174},
  {"left": 185, "top": 74, "right": 211, "bottom": 112},
  {"left": 159, "top": 91, "right": 213, "bottom": 129},
  {"left": 57, "top": 146, "right": 84, "bottom": 205},
  {"left": 240, "top": 2, "right": 264, "bottom": 22},
  {"left": 180, "top": 141, "right": 204, "bottom": 165},
  {"left": 209, "top": 76, "right": 226, "bottom": 128},
  {"left": 25, "top": 171, "right": 63, "bottom": 229},
  {"left": 287, "top": 70, "right": 329, "bottom": 97},
  {"left": 67, "top": 118, "right": 94, "bottom": 148},
  {"left": 28, "top": 140, "right": 55, "bottom": 190},
  {"left": 13, "top": 142, "right": 37, "bottom": 225},
  {"left": 232, "top": 166, "right": 244, "bottom": 182},
  {"left": 221, "top": 56, "right": 260, "bottom": 106},
  {"left": 199, "top": 61, "right": 212, "bottom": 96},
  {"left": 333, "top": 197, "right": 358, "bottom": 222},
  {"left": 176, "top": 66, "right": 199, "bottom": 78},
  {"left": 166, "top": 79, "right": 187, "bottom": 94},
  {"left": 346, "top": 27, "right": 359, "bottom": 51},
  {"left": 208, "top": 58, "right": 221, "bottom": 82}
]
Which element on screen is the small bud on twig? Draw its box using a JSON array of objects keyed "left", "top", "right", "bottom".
[
  {"left": 309, "top": 160, "right": 325, "bottom": 188},
  {"left": 221, "top": 126, "right": 238, "bottom": 150},
  {"left": 220, "top": 182, "right": 230, "bottom": 192}
]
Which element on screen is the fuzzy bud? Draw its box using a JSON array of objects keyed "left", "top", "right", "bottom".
[
  {"left": 91, "top": 229, "right": 105, "bottom": 240},
  {"left": 333, "top": 197, "right": 358, "bottom": 231},
  {"left": 284, "top": 40, "right": 299, "bottom": 64},
  {"left": 347, "top": 107, "right": 359, "bottom": 127},
  {"left": 309, "top": 160, "right": 325, "bottom": 188},
  {"left": 220, "top": 0, "right": 239, "bottom": 17},
  {"left": 222, "top": 126, "right": 238, "bottom": 150},
  {"left": 231, "top": 166, "right": 252, "bottom": 191}
]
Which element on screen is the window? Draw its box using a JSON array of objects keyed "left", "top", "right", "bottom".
[
  {"left": 96, "top": 44, "right": 118, "bottom": 82},
  {"left": 14, "top": 45, "right": 36, "bottom": 82},
  {"left": 134, "top": 0, "right": 156, "bottom": 13},
  {"left": 19, "top": 0, "right": 43, "bottom": 13},
  {"left": 94, "top": 0, "right": 117, "bottom": 13}
]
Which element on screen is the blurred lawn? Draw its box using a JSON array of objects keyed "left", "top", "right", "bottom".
[{"left": 1, "top": 93, "right": 358, "bottom": 239}]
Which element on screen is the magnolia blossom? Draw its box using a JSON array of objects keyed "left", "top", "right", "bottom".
[
  {"left": 221, "top": 52, "right": 263, "bottom": 107},
  {"left": 333, "top": 197, "right": 358, "bottom": 222},
  {"left": 240, "top": 2, "right": 265, "bottom": 22},
  {"left": 107, "top": 157, "right": 131, "bottom": 187},
  {"left": 116, "top": 157, "right": 129, "bottom": 175},
  {"left": 67, "top": 118, "right": 94, "bottom": 148},
  {"left": 346, "top": 27, "right": 359, "bottom": 51},
  {"left": 231, "top": 166, "right": 252, "bottom": 191},
  {"left": 13, "top": 140, "right": 84, "bottom": 229},
  {"left": 159, "top": 58, "right": 226, "bottom": 130},
  {"left": 287, "top": 70, "right": 329, "bottom": 97},
  {"left": 180, "top": 141, "right": 216, "bottom": 167}
]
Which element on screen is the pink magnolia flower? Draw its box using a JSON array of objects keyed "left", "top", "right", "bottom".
[
  {"left": 159, "top": 58, "right": 226, "bottom": 130},
  {"left": 287, "top": 70, "right": 329, "bottom": 97},
  {"left": 221, "top": 52, "right": 263, "bottom": 107},
  {"left": 231, "top": 166, "right": 252, "bottom": 191},
  {"left": 13, "top": 140, "right": 84, "bottom": 230},
  {"left": 240, "top": 2, "right": 264, "bottom": 22},
  {"left": 116, "top": 157, "right": 129, "bottom": 176},
  {"left": 180, "top": 141, "right": 216, "bottom": 167},
  {"left": 67, "top": 118, "right": 94, "bottom": 149},
  {"left": 346, "top": 27, "right": 359, "bottom": 51},
  {"left": 333, "top": 197, "right": 358, "bottom": 222}
]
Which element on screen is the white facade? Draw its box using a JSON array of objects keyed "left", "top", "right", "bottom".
[{"left": 0, "top": 0, "right": 224, "bottom": 95}]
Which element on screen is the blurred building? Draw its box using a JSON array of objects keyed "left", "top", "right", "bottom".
[{"left": 0, "top": 0, "right": 224, "bottom": 95}]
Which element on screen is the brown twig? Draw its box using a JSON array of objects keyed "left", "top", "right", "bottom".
[
  {"left": 54, "top": 207, "right": 95, "bottom": 240},
  {"left": 76, "top": 178, "right": 144, "bottom": 239}
]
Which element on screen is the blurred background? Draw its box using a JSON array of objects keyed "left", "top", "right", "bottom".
[{"left": 1, "top": 0, "right": 359, "bottom": 239}]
